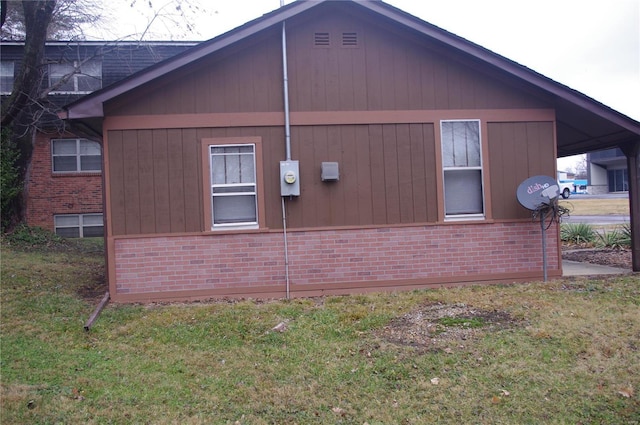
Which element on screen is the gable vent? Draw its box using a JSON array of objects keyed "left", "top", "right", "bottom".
[
  {"left": 314, "top": 32, "right": 330, "bottom": 47},
  {"left": 342, "top": 32, "right": 358, "bottom": 47}
]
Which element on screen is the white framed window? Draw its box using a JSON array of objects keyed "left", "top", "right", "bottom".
[
  {"left": 52, "top": 138, "right": 101, "bottom": 173},
  {"left": 49, "top": 60, "right": 102, "bottom": 93},
  {"left": 0, "top": 61, "right": 14, "bottom": 94},
  {"left": 209, "top": 144, "right": 258, "bottom": 229},
  {"left": 54, "top": 213, "right": 103, "bottom": 238},
  {"left": 441, "top": 120, "right": 484, "bottom": 219}
]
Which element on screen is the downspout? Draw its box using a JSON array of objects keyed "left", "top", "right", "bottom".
[
  {"left": 281, "top": 197, "right": 290, "bottom": 299},
  {"left": 281, "top": 10, "right": 292, "bottom": 299},
  {"left": 282, "top": 20, "right": 292, "bottom": 162}
]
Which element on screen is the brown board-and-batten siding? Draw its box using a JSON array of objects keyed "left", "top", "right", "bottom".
[
  {"left": 488, "top": 121, "right": 557, "bottom": 220},
  {"left": 106, "top": 112, "right": 556, "bottom": 236},
  {"left": 106, "top": 126, "right": 288, "bottom": 235},
  {"left": 105, "top": 120, "right": 441, "bottom": 234},
  {"left": 107, "top": 128, "right": 204, "bottom": 235},
  {"left": 288, "top": 123, "right": 438, "bottom": 228}
]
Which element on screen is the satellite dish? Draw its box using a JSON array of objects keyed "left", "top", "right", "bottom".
[
  {"left": 516, "top": 175, "right": 561, "bottom": 283},
  {"left": 516, "top": 175, "right": 560, "bottom": 211}
]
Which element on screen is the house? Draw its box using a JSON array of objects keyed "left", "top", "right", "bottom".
[
  {"left": 0, "top": 41, "right": 196, "bottom": 236},
  {"left": 586, "top": 148, "right": 628, "bottom": 194},
  {"left": 61, "top": 0, "right": 640, "bottom": 302}
]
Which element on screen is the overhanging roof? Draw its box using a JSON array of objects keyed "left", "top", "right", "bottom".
[{"left": 61, "top": 0, "right": 640, "bottom": 157}]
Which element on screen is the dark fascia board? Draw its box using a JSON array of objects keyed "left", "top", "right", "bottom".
[
  {"left": 61, "top": 0, "right": 320, "bottom": 119},
  {"left": 62, "top": 0, "right": 640, "bottom": 138},
  {"left": 0, "top": 40, "right": 200, "bottom": 46}
]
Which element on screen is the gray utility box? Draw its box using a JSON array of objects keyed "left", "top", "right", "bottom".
[
  {"left": 321, "top": 162, "right": 339, "bottom": 181},
  {"left": 280, "top": 160, "right": 300, "bottom": 196}
]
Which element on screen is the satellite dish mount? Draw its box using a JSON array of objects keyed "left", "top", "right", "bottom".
[{"left": 516, "top": 175, "right": 570, "bottom": 281}]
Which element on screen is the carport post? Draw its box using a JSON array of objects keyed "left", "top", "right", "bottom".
[{"left": 621, "top": 140, "right": 640, "bottom": 272}]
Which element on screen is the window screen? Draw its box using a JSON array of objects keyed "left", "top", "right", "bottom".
[
  {"left": 209, "top": 144, "right": 257, "bottom": 228},
  {"left": 52, "top": 139, "right": 101, "bottom": 173},
  {"left": 441, "top": 120, "right": 484, "bottom": 217},
  {"left": 0, "top": 61, "right": 14, "bottom": 93},
  {"left": 54, "top": 214, "right": 103, "bottom": 238},
  {"left": 49, "top": 60, "right": 102, "bottom": 93}
]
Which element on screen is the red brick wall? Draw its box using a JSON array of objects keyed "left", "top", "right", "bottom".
[
  {"left": 25, "top": 132, "right": 103, "bottom": 231},
  {"left": 112, "top": 222, "right": 560, "bottom": 301}
]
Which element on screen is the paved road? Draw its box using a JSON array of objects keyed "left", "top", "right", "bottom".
[
  {"left": 566, "top": 193, "right": 628, "bottom": 200},
  {"left": 563, "top": 215, "right": 630, "bottom": 225},
  {"left": 561, "top": 193, "right": 629, "bottom": 225}
]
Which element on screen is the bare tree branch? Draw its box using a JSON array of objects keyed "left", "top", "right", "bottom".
[{"left": 1, "top": 1, "right": 55, "bottom": 128}]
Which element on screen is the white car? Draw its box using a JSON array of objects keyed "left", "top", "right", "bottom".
[{"left": 558, "top": 181, "right": 573, "bottom": 199}]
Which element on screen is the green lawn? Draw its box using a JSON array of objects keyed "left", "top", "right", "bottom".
[
  {"left": 559, "top": 197, "right": 629, "bottom": 215},
  {"left": 1, "top": 241, "right": 639, "bottom": 424}
]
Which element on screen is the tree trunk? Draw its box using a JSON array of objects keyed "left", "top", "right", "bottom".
[
  {"left": 1, "top": 1, "right": 7, "bottom": 28},
  {"left": 0, "top": 1, "right": 55, "bottom": 227},
  {"left": 1, "top": 1, "right": 55, "bottom": 129}
]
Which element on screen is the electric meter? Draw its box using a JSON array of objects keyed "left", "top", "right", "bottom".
[
  {"left": 280, "top": 161, "right": 300, "bottom": 196},
  {"left": 284, "top": 170, "right": 297, "bottom": 184}
]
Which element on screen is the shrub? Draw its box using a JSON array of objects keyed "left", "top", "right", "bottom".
[
  {"left": 0, "top": 128, "right": 22, "bottom": 231},
  {"left": 596, "top": 227, "right": 631, "bottom": 249},
  {"left": 4, "top": 224, "right": 65, "bottom": 250},
  {"left": 3, "top": 224, "right": 104, "bottom": 254},
  {"left": 597, "top": 223, "right": 631, "bottom": 249},
  {"left": 560, "top": 223, "right": 596, "bottom": 245}
]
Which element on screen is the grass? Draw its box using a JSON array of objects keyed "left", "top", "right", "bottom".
[
  {"left": 1, "top": 242, "right": 639, "bottom": 424},
  {"left": 559, "top": 197, "right": 629, "bottom": 216}
]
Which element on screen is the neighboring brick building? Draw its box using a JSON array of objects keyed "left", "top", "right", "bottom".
[
  {"left": 1, "top": 41, "right": 196, "bottom": 236},
  {"left": 26, "top": 131, "right": 104, "bottom": 236}
]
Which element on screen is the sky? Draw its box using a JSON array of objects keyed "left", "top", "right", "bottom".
[{"left": 93, "top": 0, "right": 640, "bottom": 171}]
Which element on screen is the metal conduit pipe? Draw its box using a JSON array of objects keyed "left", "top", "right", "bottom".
[
  {"left": 282, "top": 20, "right": 292, "bottom": 162},
  {"left": 281, "top": 197, "right": 291, "bottom": 299},
  {"left": 281, "top": 16, "right": 292, "bottom": 299}
]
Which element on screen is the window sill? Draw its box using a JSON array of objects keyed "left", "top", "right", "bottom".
[
  {"left": 49, "top": 91, "right": 96, "bottom": 95},
  {"left": 444, "top": 214, "right": 486, "bottom": 222},
  {"left": 210, "top": 224, "right": 259, "bottom": 232},
  {"left": 52, "top": 172, "right": 102, "bottom": 177}
]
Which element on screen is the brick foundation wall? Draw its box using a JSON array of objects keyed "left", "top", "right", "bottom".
[
  {"left": 112, "top": 222, "right": 559, "bottom": 300},
  {"left": 25, "top": 132, "right": 103, "bottom": 231},
  {"left": 587, "top": 185, "right": 609, "bottom": 195}
]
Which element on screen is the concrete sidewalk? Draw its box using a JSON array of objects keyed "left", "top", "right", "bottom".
[{"left": 562, "top": 260, "right": 630, "bottom": 276}]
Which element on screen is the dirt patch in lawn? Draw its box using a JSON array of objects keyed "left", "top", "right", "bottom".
[
  {"left": 562, "top": 248, "right": 632, "bottom": 270},
  {"left": 376, "top": 303, "right": 521, "bottom": 351},
  {"left": 76, "top": 268, "right": 107, "bottom": 302}
]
